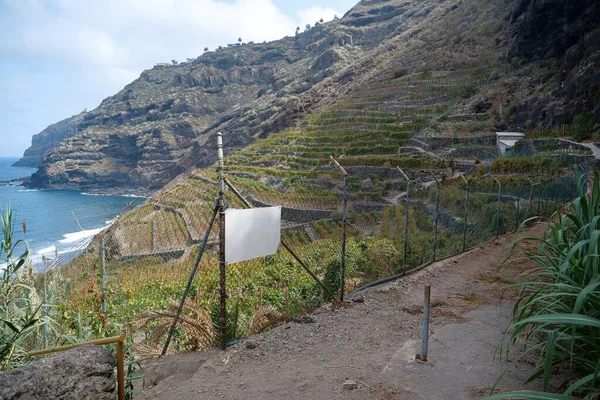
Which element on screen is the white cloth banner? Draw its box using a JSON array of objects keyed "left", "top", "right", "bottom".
[{"left": 225, "top": 206, "right": 281, "bottom": 265}]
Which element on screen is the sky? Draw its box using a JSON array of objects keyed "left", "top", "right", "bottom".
[{"left": 0, "top": 0, "right": 358, "bottom": 157}]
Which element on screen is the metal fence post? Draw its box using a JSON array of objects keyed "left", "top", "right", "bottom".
[
  {"left": 421, "top": 285, "right": 431, "bottom": 362},
  {"left": 544, "top": 185, "right": 550, "bottom": 215},
  {"left": 217, "top": 132, "right": 227, "bottom": 351},
  {"left": 101, "top": 232, "right": 106, "bottom": 315},
  {"left": 42, "top": 260, "right": 48, "bottom": 348},
  {"left": 431, "top": 172, "right": 440, "bottom": 262},
  {"left": 404, "top": 181, "right": 411, "bottom": 273},
  {"left": 398, "top": 167, "right": 410, "bottom": 274},
  {"left": 537, "top": 185, "right": 542, "bottom": 215},
  {"left": 515, "top": 183, "right": 521, "bottom": 232},
  {"left": 330, "top": 156, "right": 348, "bottom": 301},
  {"left": 494, "top": 178, "right": 501, "bottom": 239},
  {"left": 526, "top": 178, "right": 534, "bottom": 220},
  {"left": 460, "top": 174, "right": 469, "bottom": 252}
]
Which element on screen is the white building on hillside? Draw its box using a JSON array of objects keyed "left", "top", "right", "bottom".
[{"left": 496, "top": 132, "right": 525, "bottom": 154}]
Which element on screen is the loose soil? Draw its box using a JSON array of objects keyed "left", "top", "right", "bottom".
[{"left": 139, "top": 224, "right": 547, "bottom": 400}]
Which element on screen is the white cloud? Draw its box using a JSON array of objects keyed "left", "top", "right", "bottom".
[
  {"left": 0, "top": 0, "right": 356, "bottom": 155},
  {"left": 106, "top": 67, "right": 140, "bottom": 86},
  {"left": 0, "top": 0, "right": 298, "bottom": 69},
  {"left": 297, "top": 6, "right": 340, "bottom": 28},
  {"left": 0, "top": 0, "right": 352, "bottom": 77},
  {"left": 77, "top": 28, "right": 129, "bottom": 65}
]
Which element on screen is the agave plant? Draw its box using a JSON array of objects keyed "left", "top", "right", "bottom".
[{"left": 490, "top": 172, "right": 600, "bottom": 399}]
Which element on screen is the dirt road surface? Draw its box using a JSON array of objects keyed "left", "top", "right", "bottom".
[{"left": 139, "top": 224, "right": 546, "bottom": 400}]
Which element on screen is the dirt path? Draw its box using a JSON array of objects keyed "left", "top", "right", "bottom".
[{"left": 139, "top": 224, "right": 546, "bottom": 400}]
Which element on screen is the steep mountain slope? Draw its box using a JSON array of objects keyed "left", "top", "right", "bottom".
[
  {"left": 27, "top": 0, "right": 457, "bottom": 190},
  {"left": 20, "top": 0, "right": 599, "bottom": 191}
]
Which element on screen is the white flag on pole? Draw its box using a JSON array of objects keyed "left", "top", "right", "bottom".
[{"left": 225, "top": 206, "right": 281, "bottom": 265}]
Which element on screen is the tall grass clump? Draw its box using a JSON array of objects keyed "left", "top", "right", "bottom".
[
  {"left": 489, "top": 172, "right": 600, "bottom": 399},
  {"left": 0, "top": 206, "right": 46, "bottom": 370}
]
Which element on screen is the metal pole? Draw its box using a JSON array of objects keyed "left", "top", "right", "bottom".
[
  {"left": 431, "top": 172, "right": 440, "bottom": 261},
  {"left": 42, "top": 268, "right": 47, "bottom": 348},
  {"left": 161, "top": 202, "right": 219, "bottom": 356},
  {"left": 515, "top": 183, "right": 521, "bottom": 232},
  {"left": 398, "top": 167, "right": 410, "bottom": 274},
  {"left": 494, "top": 178, "right": 501, "bottom": 239},
  {"left": 526, "top": 178, "right": 534, "bottom": 219},
  {"left": 403, "top": 180, "right": 410, "bottom": 274},
  {"left": 421, "top": 285, "right": 431, "bottom": 361},
  {"left": 460, "top": 174, "right": 469, "bottom": 252},
  {"left": 217, "top": 132, "right": 227, "bottom": 351},
  {"left": 331, "top": 156, "right": 348, "bottom": 301},
  {"left": 223, "top": 177, "right": 336, "bottom": 300},
  {"left": 101, "top": 232, "right": 106, "bottom": 315}
]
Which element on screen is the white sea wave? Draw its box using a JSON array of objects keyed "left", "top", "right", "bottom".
[
  {"left": 82, "top": 192, "right": 143, "bottom": 199},
  {"left": 18, "top": 189, "right": 39, "bottom": 192},
  {"left": 59, "top": 227, "right": 104, "bottom": 244},
  {"left": 37, "top": 246, "right": 58, "bottom": 255}
]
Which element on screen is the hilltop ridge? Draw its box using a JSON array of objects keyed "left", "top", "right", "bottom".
[{"left": 17, "top": 0, "right": 600, "bottom": 191}]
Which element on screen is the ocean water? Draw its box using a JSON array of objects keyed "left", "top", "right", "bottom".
[{"left": 0, "top": 157, "right": 140, "bottom": 270}]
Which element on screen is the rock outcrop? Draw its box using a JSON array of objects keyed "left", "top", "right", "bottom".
[
  {"left": 13, "top": 112, "right": 86, "bottom": 168},
  {"left": 0, "top": 345, "right": 116, "bottom": 400},
  {"left": 509, "top": 0, "right": 600, "bottom": 129}
]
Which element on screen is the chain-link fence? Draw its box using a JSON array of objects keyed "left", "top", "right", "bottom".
[{"left": 28, "top": 142, "right": 586, "bottom": 357}]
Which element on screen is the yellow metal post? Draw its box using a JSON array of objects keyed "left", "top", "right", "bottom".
[{"left": 116, "top": 339, "right": 125, "bottom": 400}]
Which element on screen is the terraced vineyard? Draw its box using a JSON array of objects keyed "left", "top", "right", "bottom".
[{"left": 53, "top": 64, "right": 587, "bottom": 355}]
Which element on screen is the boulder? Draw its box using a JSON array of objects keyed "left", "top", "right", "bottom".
[{"left": 0, "top": 345, "right": 116, "bottom": 400}]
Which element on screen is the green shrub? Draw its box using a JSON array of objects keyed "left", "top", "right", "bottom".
[
  {"left": 323, "top": 260, "right": 341, "bottom": 301},
  {"left": 448, "top": 84, "right": 477, "bottom": 99},
  {"left": 573, "top": 112, "right": 595, "bottom": 142}
]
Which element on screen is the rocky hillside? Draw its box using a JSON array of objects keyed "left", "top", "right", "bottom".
[
  {"left": 24, "top": 0, "right": 447, "bottom": 190},
  {"left": 19, "top": 0, "right": 599, "bottom": 190},
  {"left": 509, "top": 0, "right": 600, "bottom": 130},
  {"left": 13, "top": 112, "right": 86, "bottom": 168}
]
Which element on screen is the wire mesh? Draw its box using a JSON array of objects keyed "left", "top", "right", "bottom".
[{"left": 28, "top": 146, "right": 584, "bottom": 356}]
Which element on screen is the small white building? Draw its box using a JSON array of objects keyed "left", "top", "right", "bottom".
[{"left": 496, "top": 132, "right": 525, "bottom": 154}]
